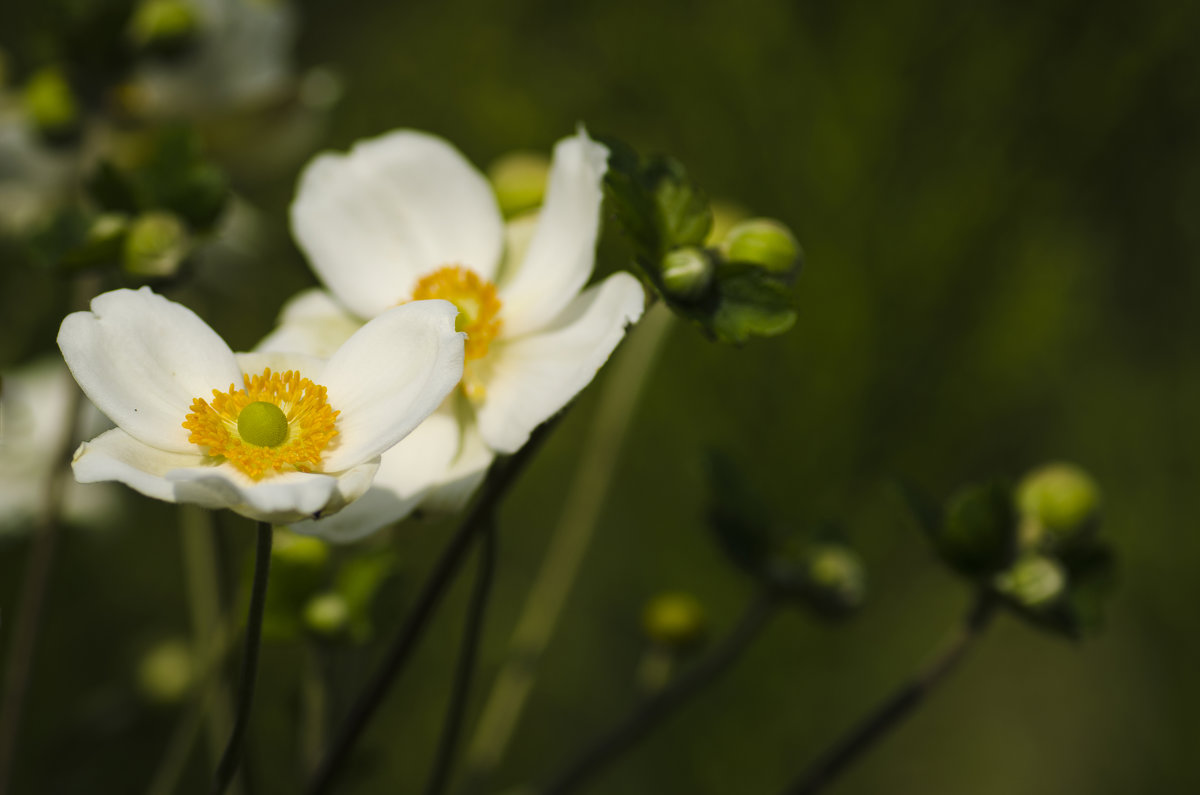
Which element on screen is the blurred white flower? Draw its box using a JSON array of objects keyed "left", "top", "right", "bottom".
[
  {"left": 57, "top": 287, "right": 464, "bottom": 528},
  {"left": 267, "top": 127, "right": 645, "bottom": 540},
  {"left": 0, "top": 357, "right": 117, "bottom": 531}
]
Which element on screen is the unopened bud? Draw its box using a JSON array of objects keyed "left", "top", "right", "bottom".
[
  {"left": 23, "top": 67, "right": 80, "bottom": 143},
  {"left": 994, "top": 554, "right": 1067, "bottom": 609},
  {"left": 304, "top": 592, "right": 350, "bottom": 637},
  {"left": 805, "top": 545, "right": 866, "bottom": 614},
  {"left": 642, "top": 591, "right": 706, "bottom": 650},
  {"left": 488, "top": 151, "right": 550, "bottom": 218},
  {"left": 660, "top": 246, "right": 714, "bottom": 301},
  {"left": 271, "top": 529, "right": 330, "bottom": 569},
  {"left": 129, "top": 0, "right": 200, "bottom": 59},
  {"left": 722, "top": 218, "right": 802, "bottom": 276},
  {"left": 136, "top": 638, "right": 194, "bottom": 704},
  {"left": 123, "top": 211, "right": 189, "bottom": 278},
  {"left": 1017, "top": 463, "right": 1100, "bottom": 549}
]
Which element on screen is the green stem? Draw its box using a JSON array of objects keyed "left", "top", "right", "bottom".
[
  {"left": 461, "top": 303, "right": 674, "bottom": 789},
  {"left": 211, "top": 521, "right": 274, "bottom": 795},
  {"left": 305, "top": 413, "right": 560, "bottom": 795},
  {"left": 540, "top": 592, "right": 777, "bottom": 795},
  {"left": 783, "top": 591, "right": 998, "bottom": 795},
  {"left": 423, "top": 517, "right": 498, "bottom": 795}
]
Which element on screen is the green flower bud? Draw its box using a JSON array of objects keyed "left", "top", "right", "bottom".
[
  {"left": 660, "top": 246, "right": 714, "bottom": 301},
  {"left": 940, "top": 482, "right": 1017, "bottom": 577},
  {"left": 994, "top": 553, "right": 1067, "bottom": 610},
  {"left": 136, "top": 638, "right": 194, "bottom": 704},
  {"left": 805, "top": 545, "right": 866, "bottom": 614},
  {"left": 304, "top": 592, "right": 351, "bottom": 637},
  {"left": 721, "top": 218, "right": 802, "bottom": 276},
  {"left": 23, "top": 67, "right": 80, "bottom": 143},
  {"left": 123, "top": 211, "right": 189, "bottom": 278},
  {"left": 129, "top": 0, "right": 200, "bottom": 58},
  {"left": 642, "top": 591, "right": 706, "bottom": 650},
  {"left": 1017, "top": 463, "right": 1100, "bottom": 549},
  {"left": 271, "top": 529, "right": 330, "bottom": 569},
  {"left": 488, "top": 151, "right": 550, "bottom": 218}
]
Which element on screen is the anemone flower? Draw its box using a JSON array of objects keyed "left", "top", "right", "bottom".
[
  {"left": 265, "top": 127, "right": 645, "bottom": 540},
  {"left": 57, "top": 287, "right": 464, "bottom": 528}
]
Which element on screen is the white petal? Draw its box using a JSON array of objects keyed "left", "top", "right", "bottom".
[
  {"left": 287, "top": 397, "right": 494, "bottom": 541},
  {"left": 57, "top": 288, "right": 242, "bottom": 453},
  {"left": 255, "top": 288, "right": 363, "bottom": 358},
  {"left": 168, "top": 462, "right": 379, "bottom": 525},
  {"left": 497, "top": 130, "right": 609, "bottom": 337},
  {"left": 290, "top": 130, "right": 504, "bottom": 318},
  {"left": 476, "top": 272, "right": 645, "bottom": 453},
  {"left": 319, "top": 300, "right": 465, "bottom": 471},
  {"left": 72, "top": 427, "right": 219, "bottom": 506}
]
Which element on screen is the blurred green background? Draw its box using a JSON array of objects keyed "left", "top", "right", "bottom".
[{"left": 2, "top": 0, "right": 1199, "bottom": 792}]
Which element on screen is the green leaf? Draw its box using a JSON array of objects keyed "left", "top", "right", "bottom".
[{"left": 708, "top": 263, "right": 798, "bottom": 343}]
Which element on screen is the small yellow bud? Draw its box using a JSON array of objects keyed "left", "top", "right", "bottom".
[
  {"left": 642, "top": 591, "right": 706, "bottom": 649},
  {"left": 1017, "top": 463, "right": 1100, "bottom": 549},
  {"left": 722, "top": 218, "right": 802, "bottom": 276},
  {"left": 488, "top": 151, "right": 550, "bottom": 218},
  {"left": 123, "top": 211, "right": 189, "bottom": 278},
  {"left": 23, "top": 67, "right": 80, "bottom": 140},
  {"left": 806, "top": 545, "right": 866, "bottom": 612},
  {"left": 994, "top": 554, "right": 1067, "bottom": 609},
  {"left": 304, "top": 592, "right": 351, "bottom": 637},
  {"left": 136, "top": 638, "right": 194, "bottom": 704}
]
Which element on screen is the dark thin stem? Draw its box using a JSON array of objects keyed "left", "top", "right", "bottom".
[
  {"left": 306, "top": 414, "right": 560, "bottom": 795},
  {"left": 783, "top": 590, "right": 999, "bottom": 795},
  {"left": 540, "top": 592, "right": 778, "bottom": 795},
  {"left": 211, "top": 521, "right": 274, "bottom": 795},
  {"left": 423, "top": 517, "right": 498, "bottom": 795}
]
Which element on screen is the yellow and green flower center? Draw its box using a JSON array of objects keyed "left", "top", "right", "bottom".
[
  {"left": 182, "top": 368, "right": 339, "bottom": 480},
  {"left": 410, "top": 265, "right": 502, "bottom": 400}
]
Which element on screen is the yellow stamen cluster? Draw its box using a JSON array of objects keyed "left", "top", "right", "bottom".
[
  {"left": 182, "top": 368, "right": 339, "bottom": 480},
  {"left": 411, "top": 265, "right": 502, "bottom": 361}
]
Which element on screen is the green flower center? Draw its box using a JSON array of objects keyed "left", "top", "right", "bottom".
[{"left": 237, "top": 401, "right": 289, "bottom": 447}]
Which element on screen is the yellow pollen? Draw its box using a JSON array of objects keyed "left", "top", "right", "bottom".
[
  {"left": 182, "top": 368, "right": 339, "bottom": 480},
  {"left": 410, "top": 265, "right": 502, "bottom": 362}
]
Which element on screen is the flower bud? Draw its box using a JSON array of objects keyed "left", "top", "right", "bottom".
[
  {"left": 22, "top": 67, "right": 80, "bottom": 143},
  {"left": 805, "top": 545, "right": 866, "bottom": 614},
  {"left": 129, "top": 0, "right": 200, "bottom": 59},
  {"left": 993, "top": 553, "right": 1067, "bottom": 610},
  {"left": 1017, "top": 463, "right": 1100, "bottom": 549},
  {"left": 136, "top": 638, "right": 194, "bottom": 704},
  {"left": 123, "top": 211, "right": 189, "bottom": 278},
  {"left": 488, "top": 151, "right": 549, "bottom": 218},
  {"left": 271, "top": 529, "right": 330, "bottom": 569},
  {"left": 641, "top": 591, "right": 706, "bottom": 650},
  {"left": 721, "top": 218, "right": 802, "bottom": 276},
  {"left": 304, "top": 592, "right": 351, "bottom": 637},
  {"left": 660, "top": 246, "right": 714, "bottom": 301}
]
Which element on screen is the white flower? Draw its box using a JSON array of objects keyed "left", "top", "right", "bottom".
[
  {"left": 57, "top": 287, "right": 464, "bottom": 527},
  {"left": 0, "top": 356, "right": 118, "bottom": 531},
  {"left": 268, "top": 127, "right": 645, "bottom": 540}
]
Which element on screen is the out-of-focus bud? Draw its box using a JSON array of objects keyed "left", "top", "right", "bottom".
[
  {"left": 660, "top": 246, "right": 714, "bottom": 301},
  {"left": 123, "top": 211, "right": 189, "bottom": 278},
  {"left": 272, "top": 529, "right": 330, "bottom": 569},
  {"left": 804, "top": 545, "right": 866, "bottom": 614},
  {"left": 23, "top": 67, "right": 81, "bottom": 143},
  {"left": 488, "top": 151, "right": 550, "bottom": 218},
  {"left": 128, "top": 0, "right": 200, "bottom": 59},
  {"left": 1017, "top": 463, "right": 1100, "bottom": 550},
  {"left": 136, "top": 638, "right": 195, "bottom": 704},
  {"left": 641, "top": 591, "right": 706, "bottom": 650},
  {"left": 939, "top": 482, "right": 1017, "bottom": 578},
  {"left": 721, "top": 218, "right": 802, "bottom": 277},
  {"left": 993, "top": 553, "right": 1067, "bottom": 610},
  {"left": 303, "top": 592, "right": 351, "bottom": 637}
]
